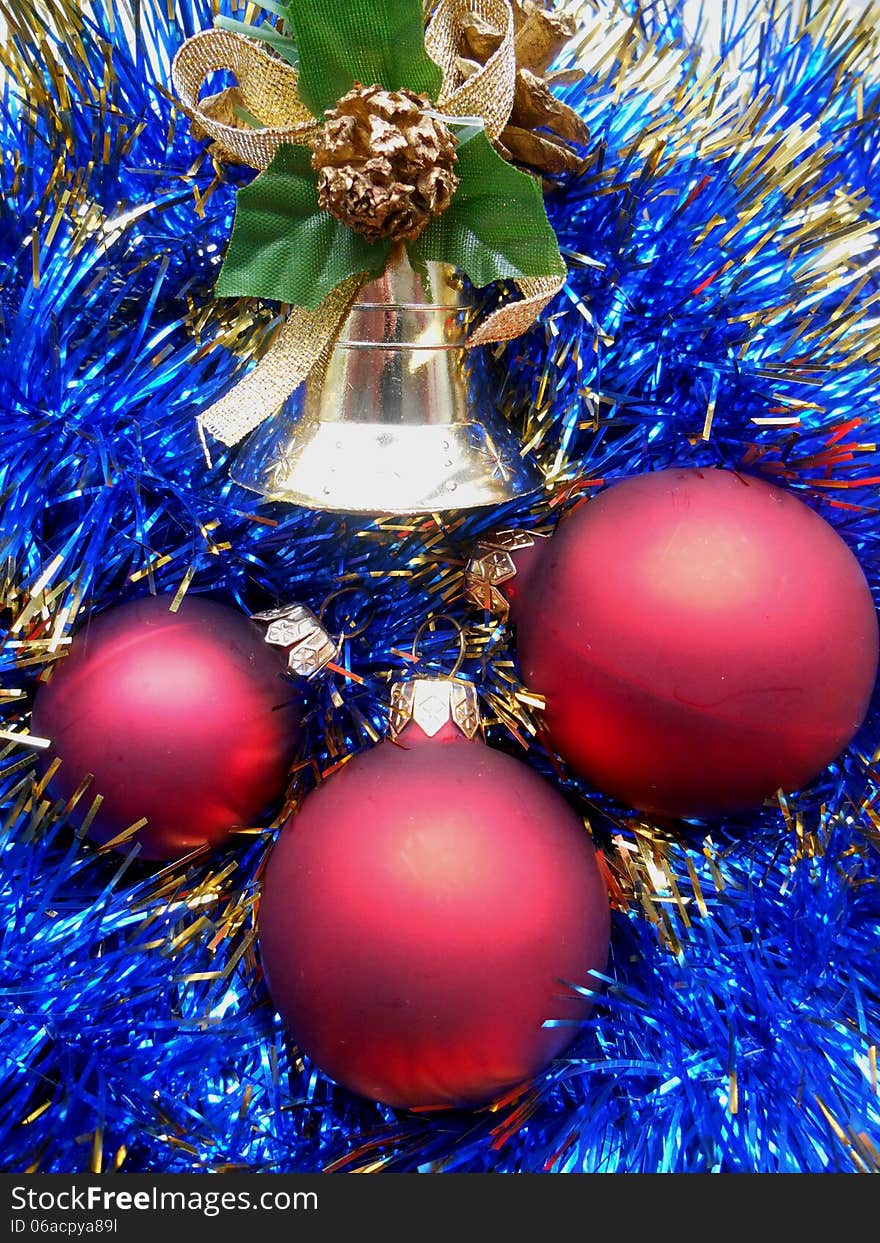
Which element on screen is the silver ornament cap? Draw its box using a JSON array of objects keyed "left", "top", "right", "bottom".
[
  {"left": 388, "top": 677, "right": 481, "bottom": 741},
  {"left": 253, "top": 603, "right": 340, "bottom": 680}
]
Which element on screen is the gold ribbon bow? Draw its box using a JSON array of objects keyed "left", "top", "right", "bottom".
[{"left": 172, "top": 0, "right": 566, "bottom": 448}]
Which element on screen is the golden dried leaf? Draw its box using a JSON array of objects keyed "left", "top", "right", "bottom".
[
  {"left": 514, "top": 5, "right": 577, "bottom": 75},
  {"left": 460, "top": 10, "right": 505, "bottom": 60},
  {"left": 546, "top": 67, "right": 586, "bottom": 87},
  {"left": 501, "top": 124, "right": 586, "bottom": 175},
  {"left": 511, "top": 66, "right": 589, "bottom": 144},
  {"left": 455, "top": 55, "right": 483, "bottom": 81}
]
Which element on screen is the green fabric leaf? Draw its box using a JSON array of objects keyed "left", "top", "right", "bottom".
[
  {"left": 283, "top": 0, "right": 442, "bottom": 116},
  {"left": 214, "top": 15, "right": 299, "bottom": 67},
  {"left": 215, "top": 145, "right": 389, "bottom": 307},
  {"left": 409, "top": 131, "right": 566, "bottom": 288}
]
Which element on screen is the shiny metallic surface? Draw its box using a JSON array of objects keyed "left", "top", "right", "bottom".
[
  {"left": 464, "top": 528, "right": 552, "bottom": 613},
  {"left": 252, "top": 603, "right": 340, "bottom": 680},
  {"left": 230, "top": 250, "right": 540, "bottom": 513},
  {"left": 388, "top": 677, "right": 481, "bottom": 741}
]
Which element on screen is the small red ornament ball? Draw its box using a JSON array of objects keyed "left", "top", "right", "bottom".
[
  {"left": 259, "top": 728, "right": 610, "bottom": 1109},
  {"left": 511, "top": 468, "right": 878, "bottom": 817},
  {"left": 32, "top": 595, "right": 300, "bottom": 859}
]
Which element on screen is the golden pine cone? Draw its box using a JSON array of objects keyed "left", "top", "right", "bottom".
[{"left": 311, "top": 84, "right": 459, "bottom": 244}]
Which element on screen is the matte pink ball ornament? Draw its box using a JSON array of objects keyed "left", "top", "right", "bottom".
[
  {"left": 470, "top": 469, "right": 878, "bottom": 817},
  {"left": 32, "top": 595, "right": 301, "bottom": 859},
  {"left": 258, "top": 672, "right": 610, "bottom": 1110}
]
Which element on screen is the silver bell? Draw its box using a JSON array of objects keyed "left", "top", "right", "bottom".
[{"left": 230, "top": 248, "right": 540, "bottom": 514}]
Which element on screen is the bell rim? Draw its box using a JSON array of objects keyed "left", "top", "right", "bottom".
[{"left": 229, "top": 418, "right": 544, "bottom": 515}]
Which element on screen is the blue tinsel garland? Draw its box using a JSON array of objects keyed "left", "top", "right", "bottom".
[{"left": 0, "top": 0, "right": 878, "bottom": 1172}]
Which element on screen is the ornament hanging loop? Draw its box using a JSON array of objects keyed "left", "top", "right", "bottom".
[
  {"left": 410, "top": 613, "right": 467, "bottom": 678},
  {"left": 318, "top": 587, "right": 375, "bottom": 641},
  {"left": 391, "top": 615, "right": 479, "bottom": 741}
]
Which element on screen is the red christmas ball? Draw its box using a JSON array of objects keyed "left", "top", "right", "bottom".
[
  {"left": 510, "top": 468, "right": 878, "bottom": 817},
  {"left": 259, "top": 724, "right": 610, "bottom": 1109},
  {"left": 32, "top": 595, "right": 301, "bottom": 859}
]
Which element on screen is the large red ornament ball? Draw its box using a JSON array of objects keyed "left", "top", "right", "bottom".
[
  {"left": 511, "top": 468, "right": 878, "bottom": 817},
  {"left": 259, "top": 728, "right": 610, "bottom": 1109},
  {"left": 32, "top": 595, "right": 301, "bottom": 859}
]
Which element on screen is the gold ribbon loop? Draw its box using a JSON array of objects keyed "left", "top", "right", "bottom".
[
  {"left": 176, "top": 2, "right": 566, "bottom": 445},
  {"left": 428, "top": 0, "right": 516, "bottom": 142},
  {"left": 197, "top": 275, "right": 364, "bottom": 448},
  {"left": 171, "top": 28, "right": 319, "bottom": 170},
  {"left": 469, "top": 273, "right": 565, "bottom": 346}
]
